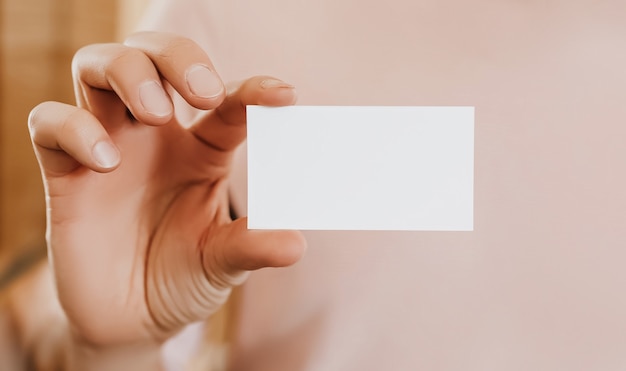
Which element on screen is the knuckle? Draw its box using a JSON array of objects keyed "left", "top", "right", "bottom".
[
  {"left": 71, "top": 44, "right": 92, "bottom": 72},
  {"left": 72, "top": 43, "right": 145, "bottom": 83},
  {"left": 59, "top": 111, "right": 76, "bottom": 134},
  {"left": 156, "top": 37, "right": 199, "bottom": 61},
  {"left": 60, "top": 109, "right": 90, "bottom": 138},
  {"left": 104, "top": 47, "right": 147, "bottom": 77},
  {"left": 71, "top": 43, "right": 114, "bottom": 78},
  {"left": 28, "top": 101, "right": 55, "bottom": 133}
]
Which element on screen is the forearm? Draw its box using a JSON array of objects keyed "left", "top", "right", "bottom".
[{"left": 2, "top": 261, "right": 163, "bottom": 371}]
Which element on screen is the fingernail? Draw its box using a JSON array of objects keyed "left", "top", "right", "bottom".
[
  {"left": 260, "top": 79, "right": 295, "bottom": 89},
  {"left": 92, "top": 141, "right": 120, "bottom": 169},
  {"left": 139, "top": 80, "right": 172, "bottom": 117},
  {"left": 186, "top": 64, "right": 224, "bottom": 98}
]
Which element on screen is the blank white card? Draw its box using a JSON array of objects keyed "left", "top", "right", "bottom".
[{"left": 247, "top": 106, "right": 474, "bottom": 231}]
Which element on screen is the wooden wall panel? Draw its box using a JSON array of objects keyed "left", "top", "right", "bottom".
[{"left": 0, "top": 0, "right": 118, "bottom": 275}]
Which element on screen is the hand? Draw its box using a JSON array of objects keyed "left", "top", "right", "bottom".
[{"left": 27, "top": 32, "right": 306, "bottom": 348}]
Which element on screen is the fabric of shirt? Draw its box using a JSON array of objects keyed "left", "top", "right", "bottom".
[{"left": 140, "top": 1, "right": 626, "bottom": 370}]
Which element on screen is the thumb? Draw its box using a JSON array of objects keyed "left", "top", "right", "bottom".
[
  {"left": 145, "top": 180, "right": 306, "bottom": 338},
  {"left": 206, "top": 218, "right": 307, "bottom": 274}
]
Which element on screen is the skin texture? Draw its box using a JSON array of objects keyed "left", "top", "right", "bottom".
[{"left": 27, "top": 31, "right": 306, "bottom": 355}]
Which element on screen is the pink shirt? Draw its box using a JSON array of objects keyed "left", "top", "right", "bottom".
[{"left": 141, "top": 1, "right": 626, "bottom": 370}]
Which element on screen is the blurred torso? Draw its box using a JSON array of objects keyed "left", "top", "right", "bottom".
[{"left": 147, "top": 1, "right": 626, "bottom": 370}]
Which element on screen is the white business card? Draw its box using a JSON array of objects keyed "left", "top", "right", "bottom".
[{"left": 247, "top": 106, "right": 474, "bottom": 231}]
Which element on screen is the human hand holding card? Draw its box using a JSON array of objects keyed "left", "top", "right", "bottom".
[{"left": 247, "top": 106, "right": 474, "bottom": 231}]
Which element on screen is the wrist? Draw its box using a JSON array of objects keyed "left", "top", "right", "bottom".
[{"left": 5, "top": 261, "right": 164, "bottom": 371}]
